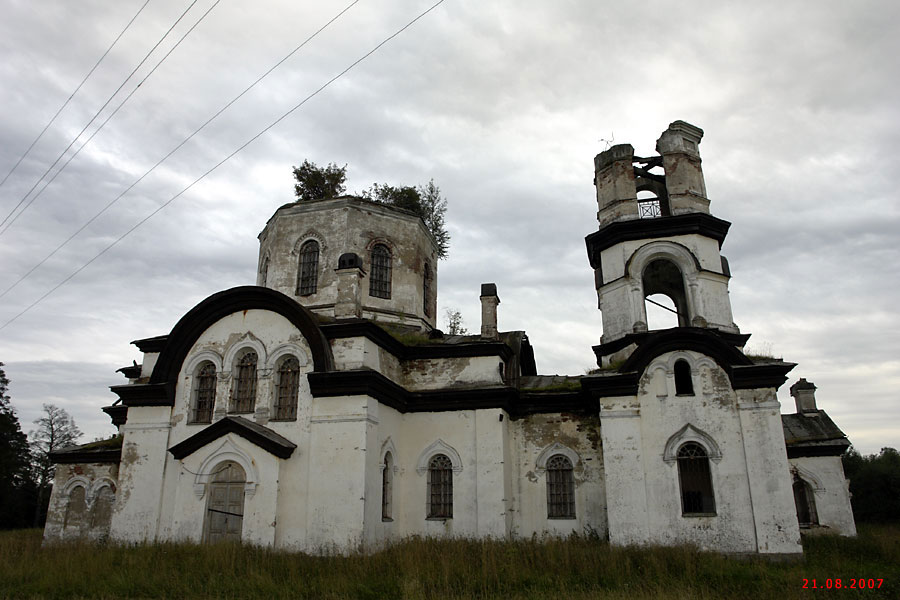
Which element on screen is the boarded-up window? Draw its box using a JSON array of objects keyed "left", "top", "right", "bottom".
[
  {"left": 273, "top": 356, "right": 300, "bottom": 420},
  {"left": 231, "top": 352, "right": 257, "bottom": 413},
  {"left": 89, "top": 486, "right": 115, "bottom": 532},
  {"left": 427, "top": 454, "right": 453, "bottom": 519},
  {"left": 677, "top": 443, "right": 716, "bottom": 515},
  {"left": 64, "top": 486, "right": 86, "bottom": 530},
  {"left": 192, "top": 362, "right": 216, "bottom": 423},
  {"left": 793, "top": 477, "right": 818, "bottom": 526},
  {"left": 369, "top": 244, "right": 392, "bottom": 299},
  {"left": 204, "top": 461, "right": 246, "bottom": 544},
  {"left": 382, "top": 452, "right": 393, "bottom": 521},
  {"left": 546, "top": 454, "right": 575, "bottom": 519},
  {"left": 298, "top": 240, "right": 319, "bottom": 295}
]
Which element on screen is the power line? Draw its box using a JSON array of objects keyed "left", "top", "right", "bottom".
[
  {"left": 0, "top": 0, "right": 204, "bottom": 233},
  {"left": 0, "top": 0, "right": 152, "bottom": 191},
  {"left": 0, "top": 0, "right": 448, "bottom": 331},
  {"left": 0, "top": 0, "right": 222, "bottom": 238},
  {"left": 0, "top": 0, "right": 362, "bottom": 300}
]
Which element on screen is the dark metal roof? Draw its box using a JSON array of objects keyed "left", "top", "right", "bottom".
[
  {"left": 782, "top": 410, "right": 850, "bottom": 457},
  {"left": 50, "top": 436, "right": 123, "bottom": 464},
  {"left": 169, "top": 416, "right": 297, "bottom": 460}
]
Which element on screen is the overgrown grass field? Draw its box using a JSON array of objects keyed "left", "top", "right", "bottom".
[{"left": 1, "top": 526, "right": 897, "bottom": 599}]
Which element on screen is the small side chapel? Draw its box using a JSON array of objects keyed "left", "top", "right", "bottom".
[{"left": 43, "top": 121, "right": 855, "bottom": 555}]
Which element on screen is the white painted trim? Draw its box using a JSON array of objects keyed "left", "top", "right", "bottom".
[
  {"left": 535, "top": 442, "right": 580, "bottom": 473},
  {"left": 266, "top": 342, "right": 310, "bottom": 370},
  {"left": 663, "top": 423, "right": 723, "bottom": 463},
  {"left": 184, "top": 350, "right": 224, "bottom": 376},
  {"left": 223, "top": 334, "right": 267, "bottom": 371},
  {"left": 189, "top": 438, "right": 259, "bottom": 499},
  {"left": 416, "top": 439, "right": 463, "bottom": 475}
]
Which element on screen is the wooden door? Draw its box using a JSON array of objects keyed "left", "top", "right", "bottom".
[{"left": 204, "top": 461, "right": 246, "bottom": 543}]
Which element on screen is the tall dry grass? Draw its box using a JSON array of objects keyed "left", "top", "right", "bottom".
[{"left": 1, "top": 525, "right": 897, "bottom": 599}]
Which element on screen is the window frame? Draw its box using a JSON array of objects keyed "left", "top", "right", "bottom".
[
  {"left": 297, "top": 240, "right": 320, "bottom": 296},
  {"left": 190, "top": 361, "right": 217, "bottom": 424},
  {"left": 793, "top": 476, "right": 819, "bottom": 527},
  {"left": 369, "top": 244, "right": 392, "bottom": 299},
  {"left": 230, "top": 351, "right": 258, "bottom": 413},
  {"left": 677, "top": 442, "right": 716, "bottom": 516},
  {"left": 382, "top": 451, "right": 394, "bottom": 521},
  {"left": 673, "top": 359, "right": 694, "bottom": 396},
  {"left": 272, "top": 356, "right": 300, "bottom": 421},
  {"left": 546, "top": 454, "right": 576, "bottom": 519},
  {"left": 427, "top": 453, "right": 453, "bottom": 519}
]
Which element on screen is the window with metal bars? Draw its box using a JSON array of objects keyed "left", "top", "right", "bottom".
[
  {"left": 793, "top": 477, "right": 818, "bottom": 527},
  {"left": 382, "top": 452, "right": 393, "bottom": 521},
  {"left": 191, "top": 361, "right": 216, "bottom": 423},
  {"left": 297, "top": 240, "right": 319, "bottom": 296},
  {"left": 423, "top": 261, "right": 432, "bottom": 317},
  {"left": 231, "top": 352, "right": 257, "bottom": 413},
  {"left": 427, "top": 454, "right": 453, "bottom": 519},
  {"left": 369, "top": 244, "right": 392, "bottom": 299},
  {"left": 273, "top": 356, "right": 300, "bottom": 420},
  {"left": 677, "top": 442, "right": 716, "bottom": 515},
  {"left": 546, "top": 454, "right": 576, "bottom": 519}
]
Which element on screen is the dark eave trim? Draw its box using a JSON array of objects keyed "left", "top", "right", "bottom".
[
  {"left": 169, "top": 416, "right": 297, "bottom": 460},
  {"left": 132, "top": 335, "right": 168, "bottom": 353},
  {"left": 581, "top": 373, "right": 642, "bottom": 397},
  {"left": 517, "top": 392, "right": 598, "bottom": 416},
  {"left": 116, "top": 364, "right": 142, "bottom": 379},
  {"left": 102, "top": 405, "right": 128, "bottom": 427},
  {"left": 585, "top": 213, "right": 732, "bottom": 268},
  {"left": 730, "top": 362, "right": 797, "bottom": 390},
  {"left": 786, "top": 441, "right": 850, "bottom": 458},
  {"left": 320, "top": 320, "right": 514, "bottom": 361},
  {"left": 50, "top": 448, "right": 122, "bottom": 465},
  {"left": 110, "top": 383, "right": 171, "bottom": 407}
]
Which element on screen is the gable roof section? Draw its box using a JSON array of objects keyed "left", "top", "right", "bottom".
[
  {"left": 169, "top": 416, "right": 297, "bottom": 460},
  {"left": 782, "top": 410, "right": 851, "bottom": 457}
]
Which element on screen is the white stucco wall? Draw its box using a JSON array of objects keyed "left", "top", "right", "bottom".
[{"left": 789, "top": 455, "right": 856, "bottom": 536}]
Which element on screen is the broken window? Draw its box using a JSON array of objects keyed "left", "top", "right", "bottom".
[
  {"left": 546, "top": 454, "right": 575, "bottom": 519},
  {"left": 231, "top": 351, "right": 257, "bottom": 413},
  {"left": 382, "top": 451, "right": 393, "bottom": 521},
  {"left": 674, "top": 360, "right": 694, "bottom": 396},
  {"left": 273, "top": 356, "right": 300, "bottom": 420},
  {"left": 298, "top": 240, "right": 320, "bottom": 296},
  {"left": 793, "top": 476, "right": 819, "bottom": 527},
  {"left": 191, "top": 361, "right": 216, "bottom": 423},
  {"left": 369, "top": 244, "right": 392, "bottom": 299},
  {"left": 427, "top": 453, "right": 453, "bottom": 519},
  {"left": 678, "top": 442, "right": 716, "bottom": 515}
]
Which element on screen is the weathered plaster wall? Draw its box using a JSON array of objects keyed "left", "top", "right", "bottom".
[
  {"left": 44, "top": 462, "right": 119, "bottom": 542},
  {"left": 789, "top": 455, "right": 857, "bottom": 536}
]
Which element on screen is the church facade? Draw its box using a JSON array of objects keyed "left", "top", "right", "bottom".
[{"left": 43, "top": 121, "right": 855, "bottom": 555}]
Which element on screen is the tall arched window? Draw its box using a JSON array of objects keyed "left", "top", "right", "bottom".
[
  {"left": 642, "top": 259, "right": 688, "bottom": 329},
  {"left": 423, "top": 261, "right": 432, "bottom": 316},
  {"left": 674, "top": 359, "right": 694, "bottom": 395},
  {"left": 260, "top": 255, "right": 270, "bottom": 287},
  {"left": 546, "top": 454, "right": 575, "bottom": 519},
  {"left": 64, "top": 486, "right": 86, "bottom": 531},
  {"left": 677, "top": 442, "right": 716, "bottom": 515},
  {"left": 231, "top": 351, "right": 257, "bottom": 413},
  {"left": 191, "top": 361, "right": 217, "bottom": 423},
  {"left": 382, "top": 451, "right": 394, "bottom": 521},
  {"left": 369, "top": 244, "right": 392, "bottom": 299},
  {"left": 298, "top": 240, "right": 320, "bottom": 296},
  {"left": 273, "top": 356, "right": 300, "bottom": 420},
  {"left": 793, "top": 477, "right": 818, "bottom": 527},
  {"left": 427, "top": 454, "right": 453, "bottom": 518}
]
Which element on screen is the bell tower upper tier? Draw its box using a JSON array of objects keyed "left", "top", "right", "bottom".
[{"left": 586, "top": 121, "right": 739, "bottom": 351}]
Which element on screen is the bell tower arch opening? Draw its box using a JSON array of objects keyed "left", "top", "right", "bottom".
[{"left": 642, "top": 259, "right": 688, "bottom": 330}]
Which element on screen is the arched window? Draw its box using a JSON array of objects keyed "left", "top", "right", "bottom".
[
  {"left": 674, "top": 359, "right": 694, "bottom": 395},
  {"left": 423, "top": 261, "right": 432, "bottom": 316},
  {"left": 382, "top": 451, "right": 393, "bottom": 521},
  {"left": 546, "top": 454, "right": 575, "bottom": 519},
  {"left": 260, "top": 255, "right": 270, "bottom": 287},
  {"left": 89, "top": 486, "right": 115, "bottom": 531},
  {"left": 298, "top": 240, "right": 320, "bottom": 296},
  {"left": 642, "top": 259, "right": 688, "bottom": 329},
  {"left": 793, "top": 477, "right": 818, "bottom": 527},
  {"left": 427, "top": 454, "right": 453, "bottom": 519},
  {"left": 64, "top": 486, "right": 86, "bottom": 530},
  {"left": 369, "top": 244, "right": 392, "bottom": 299},
  {"left": 191, "top": 362, "right": 217, "bottom": 423},
  {"left": 273, "top": 356, "right": 300, "bottom": 420},
  {"left": 231, "top": 352, "right": 257, "bottom": 413},
  {"left": 677, "top": 442, "right": 715, "bottom": 515}
]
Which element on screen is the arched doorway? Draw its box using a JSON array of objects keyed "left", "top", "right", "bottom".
[{"left": 204, "top": 461, "right": 246, "bottom": 543}]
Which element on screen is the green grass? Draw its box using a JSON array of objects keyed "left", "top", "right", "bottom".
[{"left": 1, "top": 526, "right": 898, "bottom": 599}]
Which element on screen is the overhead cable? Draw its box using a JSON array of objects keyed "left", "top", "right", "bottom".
[
  {"left": 0, "top": 0, "right": 361, "bottom": 299},
  {"left": 0, "top": 0, "right": 447, "bottom": 331},
  {"left": 0, "top": 0, "right": 204, "bottom": 233}
]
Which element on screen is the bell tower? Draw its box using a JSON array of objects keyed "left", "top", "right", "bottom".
[{"left": 586, "top": 121, "right": 740, "bottom": 364}]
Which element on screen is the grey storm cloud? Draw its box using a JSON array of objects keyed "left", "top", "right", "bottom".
[{"left": 1, "top": 0, "right": 898, "bottom": 454}]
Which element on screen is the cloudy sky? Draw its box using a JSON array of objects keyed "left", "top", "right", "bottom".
[{"left": 1, "top": 0, "right": 897, "bottom": 454}]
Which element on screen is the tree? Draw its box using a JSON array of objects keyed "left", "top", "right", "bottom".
[
  {"left": 362, "top": 179, "right": 451, "bottom": 259},
  {"left": 292, "top": 160, "right": 347, "bottom": 202},
  {"left": 30, "top": 404, "right": 82, "bottom": 527},
  {"left": 444, "top": 308, "right": 467, "bottom": 335},
  {"left": 842, "top": 446, "right": 900, "bottom": 523},
  {"left": 0, "top": 363, "right": 36, "bottom": 529}
]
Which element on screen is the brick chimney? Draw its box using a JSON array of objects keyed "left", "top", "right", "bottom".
[
  {"left": 790, "top": 378, "right": 818, "bottom": 415},
  {"left": 480, "top": 283, "right": 500, "bottom": 339}
]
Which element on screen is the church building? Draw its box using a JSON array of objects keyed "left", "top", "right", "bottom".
[{"left": 43, "top": 121, "right": 855, "bottom": 555}]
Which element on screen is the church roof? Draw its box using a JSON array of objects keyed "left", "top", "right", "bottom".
[
  {"left": 782, "top": 410, "right": 850, "bottom": 458},
  {"left": 169, "top": 416, "right": 297, "bottom": 460}
]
